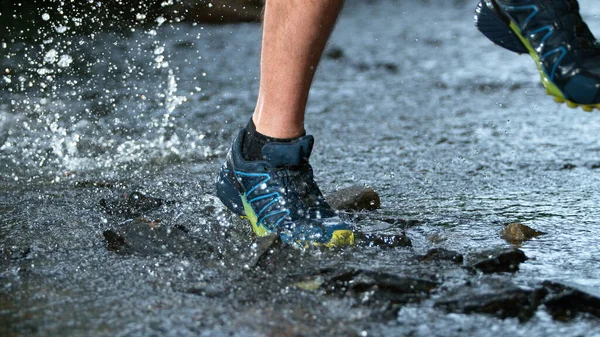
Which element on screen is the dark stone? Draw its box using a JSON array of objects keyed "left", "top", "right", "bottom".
[
  {"left": 75, "top": 181, "right": 116, "bottom": 188},
  {"left": 2, "top": 245, "right": 31, "bottom": 260},
  {"left": 542, "top": 281, "right": 600, "bottom": 321},
  {"left": 355, "top": 232, "right": 412, "bottom": 248},
  {"left": 245, "top": 234, "right": 282, "bottom": 268},
  {"left": 500, "top": 223, "right": 544, "bottom": 244},
  {"left": 185, "top": 283, "right": 226, "bottom": 298},
  {"left": 376, "top": 62, "right": 398, "bottom": 73},
  {"left": 435, "top": 278, "right": 546, "bottom": 321},
  {"left": 418, "top": 248, "right": 463, "bottom": 264},
  {"left": 327, "top": 185, "right": 380, "bottom": 211},
  {"left": 469, "top": 248, "right": 527, "bottom": 274},
  {"left": 99, "top": 191, "right": 164, "bottom": 217},
  {"left": 325, "top": 46, "right": 345, "bottom": 60},
  {"left": 102, "top": 219, "right": 211, "bottom": 258},
  {"left": 322, "top": 269, "right": 438, "bottom": 305}
]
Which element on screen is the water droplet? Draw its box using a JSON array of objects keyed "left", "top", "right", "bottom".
[
  {"left": 44, "top": 49, "right": 58, "bottom": 63},
  {"left": 57, "top": 55, "right": 73, "bottom": 68},
  {"left": 55, "top": 25, "right": 68, "bottom": 34},
  {"left": 41, "top": 13, "right": 50, "bottom": 21}
]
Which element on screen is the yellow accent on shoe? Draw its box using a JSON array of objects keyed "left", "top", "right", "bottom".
[
  {"left": 508, "top": 21, "right": 566, "bottom": 100},
  {"left": 239, "top": 195, "right": 354, "bottom": 248},
  {"left": 323, "top": 230, "right": 355, "bottom": 248},
  {"left": 241, "top": 194, "right": 272, "bottom": 237},
  {"left": 506, "top": 21, "right": 600, "bottom": 112}
]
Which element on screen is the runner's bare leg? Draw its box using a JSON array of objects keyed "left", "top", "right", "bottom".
[{"left": 252, "top": 0, "right": 344, "bottom": 138}]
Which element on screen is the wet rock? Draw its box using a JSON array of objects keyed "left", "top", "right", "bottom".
[
  {"left": 102, "top": 219, "right": 210, "bottom": 258},
  {"left": 245, "top": 234, "right": 282, "bottom": 268},
  {"left": 500, "top": 223, "right": 544, "bottom": 244},
  {"left": 435, "top": 278, "right": 546, "bottom": 321},
  {"left": 75, "top": 181, "right": 116, "bottom": 188},
  {"left": 327, "top": 185, "right": 380, "bottom": 211},
  {"left": 99, "top": 191, "right": 163, "bottom": 217},
  {"left": 322, "top": 269, "right": 438, "bottom": 305},
  {"left": 352, "top": 214, "right": 422, "bottom": 228},
  {"left": 427, "top": 233, "right": 446, "bottom": 243},
  {"left": 355, "top": 232, "right": 412, "bottom": 248},
  {"left": 469, "top": 248, "right": 527, "bottom": 274},
  {"left": 2, "top": 245, "right": 31, "bottom": 260},
  {"left": 418, "top": 248, "right": 463, "bottom": 264},
  {"left": 325, "top": 46, "right": 345, "bottom": 60},
  {"left": 184, "top": 282, "right": 227, "bottom": 298},
  {"left": 375, "top": 62, "right": 398, "bottom": 73},
  {"left": 542, "top": 281, "right": 600, "bottom": 321}
]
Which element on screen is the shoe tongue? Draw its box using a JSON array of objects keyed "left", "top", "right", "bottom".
[{"left": 261, "top": 135, "right": 314, "bottom": 167}]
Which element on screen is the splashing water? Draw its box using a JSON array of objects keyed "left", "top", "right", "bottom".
[{"left": 0, "top": 0, "right": 218, "bottom": 178}]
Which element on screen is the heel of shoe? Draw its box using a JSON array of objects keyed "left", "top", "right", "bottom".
[
  {"left": 215, "top": 168, "right": 246, "bottom": 216},
  {"left": 475, "top": 0, "right": 528, "bottom": 54}
]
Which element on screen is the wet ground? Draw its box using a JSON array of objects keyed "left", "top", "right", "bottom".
[{"left": 2, "top": 0, "right": 600, "bottom": 336}]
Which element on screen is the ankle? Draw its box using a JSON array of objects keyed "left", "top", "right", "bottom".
[{"left": 242, "top": 118, "right": 305, "bottom": 161}]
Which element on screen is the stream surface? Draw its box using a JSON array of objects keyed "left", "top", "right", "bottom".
[{"left": 2, "top": 0, "right": 600, "bottom": 336}]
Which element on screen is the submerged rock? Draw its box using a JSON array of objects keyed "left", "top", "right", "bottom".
[
  {"left": 469, "top": 248, "right": 527, "bottom": 274},
  {"left": 435, "top": 278, "right": 546, "bottom": 321},
  {"left": 99, "top": 191, "right": 164, "bottom": 217},
  {"left": 500, "top": 223, "right": 544, "bottom": 244},
  {"left": 322, "top": 269, "right": 438, "bottom": 305},
  {"left": 102, "top": 219, "right": 210, "bottom": 258},
  {"left": 418, "top": 248, "right": 463, "bottom": 264},
  {"left": 327, "top": 185, "right": 380, "bottom": 211},
  {"left": 2, "top": 245, "right": 31, "bottom": 260},
  {"left": 542, "top": 281, "right": 600, "bottom": 321},
  {"left": 355, "top": 232, "right": 412, "bottom": 248}
]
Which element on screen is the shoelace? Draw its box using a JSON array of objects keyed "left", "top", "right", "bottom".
[{"left": 276, "top": 166, "right": 327, "bottom": 214}]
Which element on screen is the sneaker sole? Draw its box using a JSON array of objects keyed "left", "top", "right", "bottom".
[
  {"left": 475, "top": 0, "right": 600, "bottom": 112},
  {"left": 217, "top": 170, "right": 354, "bottom": 248}
]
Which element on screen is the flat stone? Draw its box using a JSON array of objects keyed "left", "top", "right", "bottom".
[
  {"left": 542, "top": 281, "right": 600, "bottom": 321},
  {"left": 326, "top": 185, "right": 380, "bottom": 211},
  {"left": 435, "top": 278, "right": 546, "bottom": 321},
  {"left": 322, "top": 269, "right": 438, "bottom": 305},
  {"left": 500, "top": 223, "right": 544, "bottom": 244},
  {"left": 469, "top": 248, "right": 527, "bottom": 274},
  {"left": 102, "top": 219, "right": 211, "bottom": 258}
]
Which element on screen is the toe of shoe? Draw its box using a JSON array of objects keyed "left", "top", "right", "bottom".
[{"left": 279, "top": 217, "right": 354, "bottom": 248}]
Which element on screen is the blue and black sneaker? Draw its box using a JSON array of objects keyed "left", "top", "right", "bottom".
[
  {"left": 215, "top": 129, "right": 354, "bottom": 248},
  {"left": 475, "top": 0, "right": 600, "bottom": 111}
]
